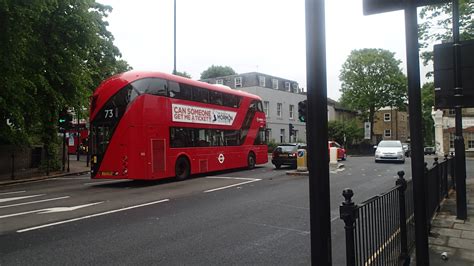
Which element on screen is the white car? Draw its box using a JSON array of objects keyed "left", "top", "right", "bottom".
[{"left": 374, "top": 140, "right": 405, "bottom": 163}]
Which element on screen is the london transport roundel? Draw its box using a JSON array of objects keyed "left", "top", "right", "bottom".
[{"left": 218, "top": 153, "right": 225, "bottom": 164}]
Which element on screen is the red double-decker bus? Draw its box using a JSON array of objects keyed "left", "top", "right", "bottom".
[{"left": 90, "top": 71, "right": 268, "bottom": 180}]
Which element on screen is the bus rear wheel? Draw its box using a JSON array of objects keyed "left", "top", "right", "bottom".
[
  {"left": 247, "top": 153, "right": 256, "bottom": 169},
  {"left": 175, "top": 156, "right": 190, "bottom": 181}
]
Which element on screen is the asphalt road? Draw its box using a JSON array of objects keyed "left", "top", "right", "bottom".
[{"left": 0, "top": 156, "right": 448, "bottom": 265}]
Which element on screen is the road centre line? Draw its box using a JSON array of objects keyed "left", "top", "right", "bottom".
[
  {"left": 204, "top": 179, "right": 261, "bottom": 193},
  {"left": 83, "top": 180, "right": 129, "bottom": 186},
  {"left": 205, "top": 176, "right": 260, "bottom": 181},
  {"left": 0, "top": 196, "right": 70, "bottom": 209},
  {"left": 17, "top": 199, "right": 170, "bottom": 233},
  {"left": 0, "top": 191, "right": 26, "bottom": 196},
  {"left": 0, "top": 194, "right": 45, "bottom": 203}
]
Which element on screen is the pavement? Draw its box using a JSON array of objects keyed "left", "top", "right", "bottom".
[
  {"left": 420, "top": 177, "right": 474, "bottom": 265},
  {"left": 0, "top": 155, "right": 90, "bottom": 186}
]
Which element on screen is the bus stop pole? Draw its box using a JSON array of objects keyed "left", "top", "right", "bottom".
[
  {"left": 452, "top": 0, "right": 467, "bottom": 220},
  {"left": 305, "top": 0, "right": 332, "bottom": 264},
  {"left": 404, "top": 2, "right": 429, "bottom": 264}
]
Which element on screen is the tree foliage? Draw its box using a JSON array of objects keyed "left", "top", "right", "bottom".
[
  {"left": 327, "top": 120, "right": 363, "bottom": 146},
  {"left": 419, "top": 1, "right": 474, "bottom": 70},
  {"left": 0, "top": 0, "right": 130, "bottom": 167},
  {"left": 174, "top": 71, "right": 192, "bottom": 79},
  {"left": 200, "top": 65, "right": 236, "bottom": 79},
  {"left": 339, "top": 49, "right": 407, "bottom": 142},
  {"left": 421, "top": 82, "right": 435, "bottom": 146}
]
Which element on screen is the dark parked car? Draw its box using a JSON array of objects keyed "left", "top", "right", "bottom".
[
  {"left": 271, "top": 143, "right": 306, "bottom": 169},
  {"left": 424, "top": 147, "right": 436, "bottom": 155}
]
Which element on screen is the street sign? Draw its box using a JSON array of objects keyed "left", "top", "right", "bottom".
[
  {"left": 434, "top": 40, "right": 474, "bottom": 108},
  {"left": 363, "top": 0, "right": 450, "bottom": 15},
  {"left": 364, "top": 122, "right": 371, "bottom": 140}
]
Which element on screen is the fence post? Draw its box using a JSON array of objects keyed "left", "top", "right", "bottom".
[
  {"left": 396, "top": 171, "right": 410, "bottom": 266},
  {"left": 451, "top": 152, "right": 455, "bottom": 190},
  {"left": 340, "top": 188, "right": 358, "bottom": 266},
  {"left": 444, "top": 154, "right": 449, "bottom": 198},
  {"left": 433, "top": 158, "right": 440, "bottom": 211}
]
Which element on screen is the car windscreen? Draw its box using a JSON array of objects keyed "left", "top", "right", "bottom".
[
  {"left": 276, "top": 146, "right": 297, "bottom": 152},
  {"left": 378, "top": 141, "right": 401, "bottom": 148}
]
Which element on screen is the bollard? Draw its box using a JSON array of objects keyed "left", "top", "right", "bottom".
[
  {"left": 329, "top": 147, "right": 338, "bottom": 165},
  {"left": 340, "top": 188, "right": 358, "bottom": 266},
  {"left": 296, "top": 149, "right": 307, "bottom": 172}
]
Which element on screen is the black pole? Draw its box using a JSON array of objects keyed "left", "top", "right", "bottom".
[
  {"left": 11, "top": 152, "right": 15, "bottom": 180},
  {"left": 452, "top": 0, "right": 467, "bottom": 220},
  {"left": 86, "top": 136, "right": 90, "bottom": 167},
  {"left": 62, "top": 132, "right": 66, "bottom": 171},
  {"left": 76, "top": 108, "right": 80, "bottom": 161},
  {"left": 404, "top": 2, "right": 430, "bottom": 264},
  {"left": 173, "top": 0, "right": 176, "bottom": 75},
  {"left": 67, "top": 147, "right": 70, "bottom": 172},
  {"left": 305, "top": 0, "right": 332, "bottom": 264}
]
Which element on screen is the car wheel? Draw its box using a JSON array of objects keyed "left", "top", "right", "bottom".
[
  {"left": 247, "top": 153, "right": 256, "bottom": 169},
  {"left": 175, "top": 156, "right": 190, "bottom": 181},
  {"left": 274, "top": 163, "right": 281, "bottom": 169},
  {"left": 375, "top": 160, "right": 379, "bottom": 163}
]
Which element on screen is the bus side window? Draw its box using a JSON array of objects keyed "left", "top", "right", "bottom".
[
  {"left": 192, "top": 87, "right": 209, "bottom": 103},
  {"left": 145, "top": 78, "right": 167, "bottom": 96},
  {"left": 223, "top": 94, "right": 241, "bottom": 108},
  {"left": 170, "top": 82, "right": 192, "bottom": 101},
  {"left": 210, "top": 91, "right": 223, "bottom": 105}
]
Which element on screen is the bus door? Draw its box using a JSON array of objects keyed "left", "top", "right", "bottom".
[{"left": 148, "top": 126, "right": 166, "bottom": 178}]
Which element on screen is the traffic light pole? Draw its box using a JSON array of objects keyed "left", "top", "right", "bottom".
[{"left": 305, "top": 0, "right": 332, "bottom": 264}]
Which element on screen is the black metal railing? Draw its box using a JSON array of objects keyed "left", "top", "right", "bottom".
[{"left": 340, "top": 155, "right": 456, "bottom": 266}]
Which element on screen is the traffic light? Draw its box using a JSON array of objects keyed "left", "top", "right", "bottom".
[
  {"left": 289, "top": 123, "right": 294, "bottom": 136},
  {"left": 298, "top": 100, "right": 307, "bottom": 122},
  {"left": 58, "top": 108, "right": 72, "bottom": 130}
]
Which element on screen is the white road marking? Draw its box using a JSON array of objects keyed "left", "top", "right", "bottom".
[
  {"left": 0, "top": 194, "right": 45, "bottom": 203},
  {"left": 17, "top": 199, "right": 169, "bottom": 233},
  {"left": 54, "top": 177, "right": 90, "bottom": 180},
  {"left": 0, "top": 191, "right": 26, "bottom": 196},
  {"left": 204, "top": 177, "right": 261, "bottom": 193},
  {"left": 0, "top": 196, "right": 70, "bottom": 209},
  {"left": 0, "top": 202, "right": 103, "bottom": 219}
]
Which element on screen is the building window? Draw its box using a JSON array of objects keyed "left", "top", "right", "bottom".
[
  {"left": 259, "top": 76, "right": 266, "bottom": 87},
  {"left": 280, "top": 129, "right": 285, "bottom": 143},
  {"left": 289, "top": 105, "right": 294, "bottom": 119},
  {"left": 272, "top": 79, "right": 278, "bottom": 89},
  {"left": 384, "top": 129, "right": 391, "bottom": 137},
  {"left": 384, "top": 113, "right": 391, "bottom": 122},
  {"left": 216, "top": 79, "right": 223, "bottom": 85},
  {"left": 450, "top": 133, "right": 455, "bottom": 149},
  {"left": 449, "top": 109, "right": 456, "bottom": 115},
  {"left": 468, "top": 133, "right": 474, "bottom": 149},
  {"left": 277, "top": 103, "right": 282, "bottom": 117},
  {"left": 292, "top": 83, "right": 298, "bottom": 92},
  {"left": 235, "top": 77, "right": 242, "bottom": 88},
  {"left": 263, "top": 101, "right": 270, "bottom": 117},
  {"left": 285, "top": 82, "right": 291, "bottom": 91}
]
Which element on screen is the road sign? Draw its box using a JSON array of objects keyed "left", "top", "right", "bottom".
[
  {"left": 364, "top": 122, "right": 371, "bottom": 140},
  {"left": 434, "top": 40, "right": 474, "bottom": 108},
  {"left": 363, "top": 0, "right": 450, "bottom": 15}
]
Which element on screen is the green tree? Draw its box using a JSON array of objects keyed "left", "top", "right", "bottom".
[
  {"left": 0, "top": 1, "right": 130, "bottom": 169},
  {"left": 421, "top": 82, "right": 435, "bottom": 146},
  {"left": 327, "top": 120, "right": 363, "bottom": 146},
  {"left": 200, "top": 65, "right": 236, "bottom": 79},
  {"left": 339, "top": 49, "right": 407, "bottom": 142},
  {"left": 174, "top": 71, "right": 192, "bottom": 79},
  {"left": 419, "top": 1, "right": 474, "bottom": 72}
]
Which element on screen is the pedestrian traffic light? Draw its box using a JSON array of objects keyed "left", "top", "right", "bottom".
[
  {"left": 289, "top": 123, "right": 294, "bottom": 136},
  {"left": 58, "top": 108, "right": 72, "bottom": 130},
  {"left": 298, "top": 100, "right": 307, "bottom": 122}
]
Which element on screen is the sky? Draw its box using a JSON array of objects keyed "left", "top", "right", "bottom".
[{"left": 98, "top": 0, "right": 433, "bottom": 101}]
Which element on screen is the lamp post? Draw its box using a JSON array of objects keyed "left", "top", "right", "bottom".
[{"left": 173, "top": 0, "right": 177, "bottom": 75}]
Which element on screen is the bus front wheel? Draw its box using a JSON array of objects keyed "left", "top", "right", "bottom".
[
  {"left": 175, "top": 156, "right": 190, "bottom": 181},
  {"left": 247, "top": 153, "right": 256, "bottom": 169}
]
